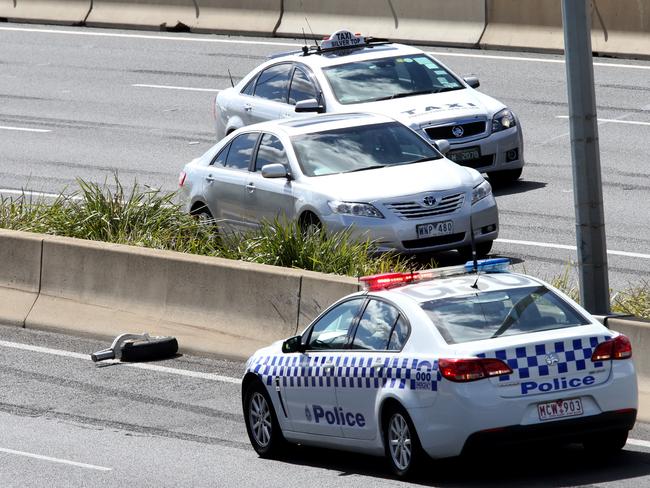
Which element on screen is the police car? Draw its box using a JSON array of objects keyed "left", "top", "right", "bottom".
[
  {"left": 216, "top": 30, "right": 525, "bottom": 184},
  {"left": 241, "top": 259, "right": 637, "bottom": 477}
]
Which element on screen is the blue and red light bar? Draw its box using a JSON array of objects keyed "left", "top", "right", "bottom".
[{"left": 359, "top": 258, "right": 511, "bottom": 291}]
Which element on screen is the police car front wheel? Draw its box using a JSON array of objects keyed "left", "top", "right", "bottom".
[
  {"left": 244, "top": 381, "right": 286, "bottom": 458},
  {"left": 383, "top": 405, "right": 425, "bottom": 478}
]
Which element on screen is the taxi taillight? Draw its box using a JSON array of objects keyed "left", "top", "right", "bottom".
[
  {"left": 591, "top": 335, "right": 632, "bottom": 361},
  {"left": 439, "top": 358, "right": 512, "bottom": 383}
]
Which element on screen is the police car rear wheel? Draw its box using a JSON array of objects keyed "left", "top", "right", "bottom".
[
  {"left": 583, "top": 429, "right": 628, "bottom": 454},
  {"left": 384, "top": 406, "right": 424, "bottom": 478},
  {"left": 244, "top": 383, "right": 285, "bottom": 458}
]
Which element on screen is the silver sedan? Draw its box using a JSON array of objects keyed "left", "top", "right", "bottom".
[{"left": 179, "top": 113, "right": 498, "bottom": 256}]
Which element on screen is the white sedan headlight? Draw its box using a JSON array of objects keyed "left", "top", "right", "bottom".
[
  {"left": 471, "top": 180, "right": 492, "bottom": 205},
  {"left": 328, "top": 201, "right": 384, "bottom": 218},
  {"left": 492, "top": 108, "right": 517, "bottom": 132}
]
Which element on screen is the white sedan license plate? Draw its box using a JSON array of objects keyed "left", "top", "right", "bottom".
[
  {"left": 537, "top": 398, "right": 583, "bottom": 421},
  {"left": 416, "top": 220, "right": 453, "bottom": 238},
  {"left": 447, "top": 146, "right": 480, "bottom": 163}
]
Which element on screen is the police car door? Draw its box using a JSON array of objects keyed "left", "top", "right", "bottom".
[
  {"left": 282, "top": 297, "right": 365, "bottom": 437},
  {"left": 334, "top": 298, "right": 411, "bottom": 440},
  {"left": 248, "top": 63, "right": 293, "bottom": 124}
]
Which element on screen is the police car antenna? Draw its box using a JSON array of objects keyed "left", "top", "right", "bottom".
[{"left": 227, "top": 68, "right": 234, "bottom": 88}]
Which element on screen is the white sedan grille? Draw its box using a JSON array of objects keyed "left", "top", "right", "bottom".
[{"left": 386, "top": 193, "right": 465, "bottom": 220}]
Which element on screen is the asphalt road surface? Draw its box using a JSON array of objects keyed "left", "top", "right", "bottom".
[
  {"left": 0, "top": 23, "right": 649, "bottom": 291},
  {"left": 1, "top": 323, "right": 650, "bottom": 488}
]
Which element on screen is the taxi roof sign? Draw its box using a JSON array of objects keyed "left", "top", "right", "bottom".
[{"left": 321, "top": 30, "right": 366, "bottom": 50}]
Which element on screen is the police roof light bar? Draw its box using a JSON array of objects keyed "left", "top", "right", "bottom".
[{"left": 359, "top": 258, "right": 511, "bottom": 291}]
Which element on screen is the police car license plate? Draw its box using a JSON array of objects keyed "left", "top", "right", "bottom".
[
  {"left": 447, "top": 146, "right": 480, "bottom": 163},
  {"left": 416, "top": 220, "right": 453, "bottom": 238},
  {"left": 537, "top": 398, "right": 583, "bottom": 421}
]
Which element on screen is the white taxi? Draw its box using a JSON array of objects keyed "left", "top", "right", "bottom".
[
  {"left": 241, "top": 259, "right": 637, "bottom": 477},
  {"left": 216, "top": 30, "right": 525, "bottom": 184}
]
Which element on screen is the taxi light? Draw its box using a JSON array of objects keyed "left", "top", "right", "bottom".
[
  {"left": 439, "top": 358, "right": 512, "bottom": 383},
  {"left": 591, "top": 335, "right": 632, "bottom": 361},
  {"left": 359, "top": 258, "right": 511, "bottom": 291},
  {"left": 178, "top": 171, "right": 187, "bottom": 188}
]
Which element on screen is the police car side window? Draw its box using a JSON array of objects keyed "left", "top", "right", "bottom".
[
  {"left": 254, "top": 133, "right": 289, "bottom": 172},
  {"left": 224, "top": 133, "right": 259, "bottom": 170},
  {"left": 289, "top": 67, "right": 318, "bottom": 105},
  {"left": 387, "top": 316, "right": 409, "bottom": 350},
  {"left": 254, "top": 64, "right": 292, "bottom": 103},
  {"left": 351, "top": 300, "right": 400, "bottom": 351},
  {"left": 241, "top": 74, "right": 258, "bottom": 96},
  {"left": 307, "top": 298, "right": 364, "bottom": 350}
]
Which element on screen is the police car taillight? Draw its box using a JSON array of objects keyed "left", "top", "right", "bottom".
[
  {"left": 359, "top": 258, "right": 511, "bottom": 291},
  {"left": 591, "top": 335, "right": 632, "bottom": 361},
  {"left": 439, "top": 358, "right": 512, "bottom": 382}
]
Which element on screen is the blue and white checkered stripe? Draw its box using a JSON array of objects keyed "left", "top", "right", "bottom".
[
  {"left": 477, "top": 335, "right": 609, "bottom": 382},
  {"left": 250, "top": 355, "right": 442, "bottom": 391}
]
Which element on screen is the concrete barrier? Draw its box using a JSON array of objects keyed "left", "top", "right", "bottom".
[
  {"left": 194, "top": 0, "right": 281, "bottom": 35},
  {"left": 590, "top": 1, "right": 650, "bottom": 59},
  {"left": 480, "top": 0, "right": 565, "bottom": 53},
  {"left": 0, "top": 0, "right": 91, "bottom": 24},
  {"left": 0, "top": 230, "right": 357, "bottom": 358},
  {"left": 86, "top": 0, "right": 199, "bottom": 30},
  {"left": 275, "top": 0, "right": 486, "bottom": 47},
  {"left": 607, "top": 316, "right": 650, "bottom": 422},
  {"left": 0, "top": 230, "right": 42, "bottom": 327}
]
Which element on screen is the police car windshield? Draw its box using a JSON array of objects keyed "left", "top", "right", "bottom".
[
  {"left": 420, "top": 286, "right": 590, "bottom": 345},
  {"left": 322, "top": 55, "right": 463, "bottom": 105},
  {"left": 291, "top": 122, "right": 441, "bottom": 177}
]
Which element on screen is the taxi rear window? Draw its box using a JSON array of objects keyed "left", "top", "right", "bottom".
[
  {"left": 322, "top": 54, "right": 463, "bottom": 105},
  {"left": 420, "top": 286, "right": 590, "bottom": 344}
]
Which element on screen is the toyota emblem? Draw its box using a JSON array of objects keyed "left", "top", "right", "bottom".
[
  {"left": 451, "top": 125, "right": 464, "bottom": 138},
  {"left": 545, "top": 353, "right": 560, "bottom": 366},
  {"left": 422, "top": 196, "right": 437, "bottom": 207}
]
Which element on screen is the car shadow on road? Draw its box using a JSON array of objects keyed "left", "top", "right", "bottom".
[
  {"left": 491, "top": 179, "right": 547, "bottom": 197},
  {"left": 275, "top": 443, "right": 650, "bottom": 486}
]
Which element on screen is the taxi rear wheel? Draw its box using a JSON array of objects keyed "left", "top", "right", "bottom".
[
  {"left": 383, "top": 405, "right": 425, "bottom": 478},
  {"left": 243, "top": 381, "right": 286, "bottom": 458}
]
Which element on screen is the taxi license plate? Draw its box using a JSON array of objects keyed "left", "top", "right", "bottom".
[
  {"left": 447, "top": 146, "right": 480, "bottom": 163},
  {"left": 416, "top": 220, "right": 453, "bottom": 238},
  {"left": 537, "top": 398, "right": 583, "bottom": 421}
]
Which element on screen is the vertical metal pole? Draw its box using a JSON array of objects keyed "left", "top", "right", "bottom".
[{"left": 561, "top": 0, "right": 610, "bottom": 314}]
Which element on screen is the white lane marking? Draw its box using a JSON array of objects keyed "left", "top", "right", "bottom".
[
  {"left": 0, "top": 447, "right": 111, "bottom": 471},
  {"left": 0, "top": 126, "right": 51, "bottom": 133},
  {"left": 0, "top": 25, "right": 299, "bottom": 47},
  {"left": 0, "top": 188, "right": 82, "bottom": 200},
  {"left": 0, "top": 340, "right": 241, "bottom": 384},
  {"left": 556, "top": 115, "right": 650, "bottom": 127},
  {"left": 429, "top": 51, "right": 650, "bottom": 71},
  {"left": 628, "top": 438, "right": 650, "bottom": 449},
  {"left": 1, "top": 26, "right": 649, "bottom": 72},
  {"left": 133, "top": 83, "right": 221, "bottom": 93},
  {"left": 496, "top": 238, "right": 650, "bottom": 260}
]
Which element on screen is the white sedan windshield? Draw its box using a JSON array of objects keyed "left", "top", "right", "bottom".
[
  {"left": 322, "top": 54, "right": 463, "bottom": 104},
  {"left": 291, "top": 122, "right": 441, "bottom": 177}
]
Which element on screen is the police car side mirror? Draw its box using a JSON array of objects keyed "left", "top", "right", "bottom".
[
  {"left": 463, "top": 76, "right": 480, "bottom": 89},
  {"left": 282, "top": 335, "right": 304, "bottom": 354},
  {"left": 295, "top": 98, "right": 325, "bottom": 113},
  {"left": 433, "top": 139, "right": 451, "bottom": 155},
  {"left": 261, "top": 163, "right": 290, "bottom": 180}
]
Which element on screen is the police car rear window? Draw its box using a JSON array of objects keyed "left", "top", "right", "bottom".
[
  {"left": 420, "top": 286, "right": 590, "bottom": 344},
  {"left": 322, "top": 55, "right": 463, "bottom": 105}
]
